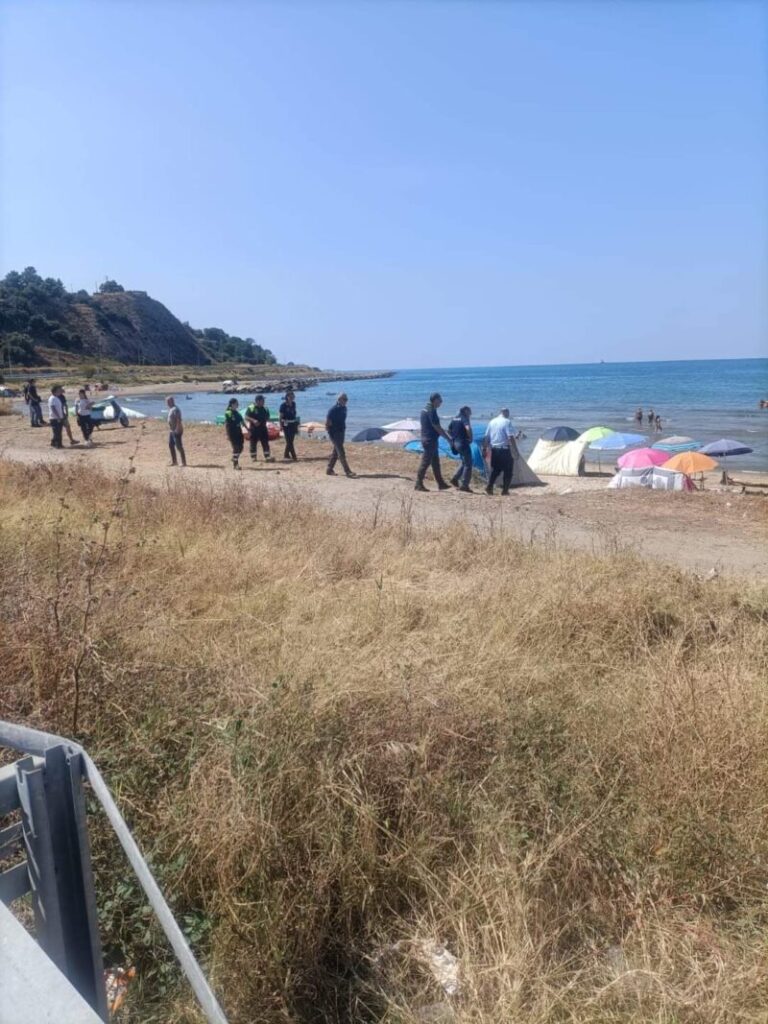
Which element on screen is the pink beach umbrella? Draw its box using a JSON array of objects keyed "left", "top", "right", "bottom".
[{"left": 617, "top": 447, "right": 670, "bottom": 470}]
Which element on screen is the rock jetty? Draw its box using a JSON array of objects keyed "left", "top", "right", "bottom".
[{"left": 221, "top": 370, "right": 393, "bottom": 395}]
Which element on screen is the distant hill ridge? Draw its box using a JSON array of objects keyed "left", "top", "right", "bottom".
[{"left": 0, "top": 268, "right": 277, "bottom": 367}]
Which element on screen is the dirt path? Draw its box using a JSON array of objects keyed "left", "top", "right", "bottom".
[{"left": 2, "top": 416, "right": 766, "bottom": 579}]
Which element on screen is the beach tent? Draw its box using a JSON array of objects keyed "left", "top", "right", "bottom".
[
  {"left": 404, "top": 438, "right": 489, "bottom": 479},
  {"left": 508, "top": 437, "right": 543, "bottom": 486},
  {"left": 608, "top": 467, "right": 695, "bottom": 491},
  {"left": 528, "top": 437, "right": 588, "bottom": 476}
]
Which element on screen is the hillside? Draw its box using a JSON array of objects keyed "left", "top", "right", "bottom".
[{"left": 0, "top": 267, "right": 276, "bottom": 367}]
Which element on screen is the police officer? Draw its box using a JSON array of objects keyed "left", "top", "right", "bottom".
[
  {"left": 224, "top": 398, "right": 246, "bottom": 469},
  {"left": 415, "top": 392, "right": 451, "bottom": 492},
  {"left": 245, "top": 394, "right": 274, "bottom": 462}
]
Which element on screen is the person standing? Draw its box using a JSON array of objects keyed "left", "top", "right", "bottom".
[
  {"left": 47, "top": 386, "right": 65, "bottom": 449},
  {"left": 654, "top": 414, "right": 662, "bottom": 433},
  {"left": 325, "top": 393, "right": 355, "bottom": 477},
  {"left": 59, "top": 388, "right": 79, "bottom": 445},
  {"left": 75, "top": 388, "right": 95, "bottom": 446},
  {"left": 647, "top": 408, "right": 655, "bottom": 426},
  {"left": 24, "top": 378, "right": 44, "bottom": 426},
  {"left": 245, "top": 394, "right": 274, "bottom": 462},
  {"left": 635, "top": 407, "right": 643, "bottom": 424},
  {"left": 166, "top": 395, "right": 186, "bottom": 467},
  {"left": 279, "top": 389, "right": 299, "bottom": 461},
  {"left": 448, "top": 405, "right": 474, "bottom": 492},
  {"left": 224, "top": 398, "right": 246, "bottom": 469},
  {"left": 482, "top": 407, "right": 515, "bottom": 495},
  {"left": 415, "top": 392, "right": 451, "bottom": 492}
]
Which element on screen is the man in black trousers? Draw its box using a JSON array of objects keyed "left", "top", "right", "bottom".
[
  {"left": 325, "top": 393, "right": 356, "bottom": 477},
  {"left": 482, "top": 407, "right": 515, "bottom": 495},
  {"left": 415, "top": 392, "right": 452, "bottom": 492}
]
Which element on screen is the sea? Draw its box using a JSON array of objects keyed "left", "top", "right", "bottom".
[{"left": 126, "top": 358, "right": 768, "bottom": 471}]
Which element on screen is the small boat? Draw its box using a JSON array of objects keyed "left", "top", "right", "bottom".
[{"left": 185, "top": 394, "right": 193, "bottom": 400}]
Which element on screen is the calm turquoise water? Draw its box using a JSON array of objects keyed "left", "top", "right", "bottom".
[{"left": 126, "top": 358, "right": 768, "bottom": 470}]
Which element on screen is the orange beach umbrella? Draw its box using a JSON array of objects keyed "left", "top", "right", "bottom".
[{"left": 662, "top": 451, "right": 718, "bottom": 475}]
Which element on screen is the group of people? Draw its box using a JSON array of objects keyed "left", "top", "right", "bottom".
[
  {"left": 223, "top": 388, "right": 520, "bottom": 495},
  {"left": 26, "top": 378, "right": 523, "bottom": 495},
  {"left": 23, "top": 379, "right": 96, "bottom": 449},
  {"left": 635, "top": 407, "right": 663, "bottom": 432}
]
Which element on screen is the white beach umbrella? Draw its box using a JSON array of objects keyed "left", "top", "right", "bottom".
[{"left": 382, "top": 418, "right": 421, "bottom": 431}]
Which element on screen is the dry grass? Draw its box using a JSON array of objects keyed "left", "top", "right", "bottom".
[{"left": 1, "top": 459, "right": 767, "bottom": 1023}]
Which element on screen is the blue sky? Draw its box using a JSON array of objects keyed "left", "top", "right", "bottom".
[{"left": 1, "top": 0, "right": 766, "bottom": 369}]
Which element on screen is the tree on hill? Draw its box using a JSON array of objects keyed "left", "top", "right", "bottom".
[{"left": 98, "top": 279, "right": 125, "bottom": 293}]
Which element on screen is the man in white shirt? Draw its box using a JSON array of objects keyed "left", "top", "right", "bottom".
[
  {"left": 482, "top": 407, "right": 515, "bottom": 495},
  {"left": 47, "top": 386, "right": 65, "bottom": 449}
]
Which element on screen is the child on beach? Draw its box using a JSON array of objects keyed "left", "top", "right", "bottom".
[
  {"left": 224, "top": 398, "right": 245, "bottom": 469},
  {"left": 75, "top": 388, "right": 95, "bottom": 446}
]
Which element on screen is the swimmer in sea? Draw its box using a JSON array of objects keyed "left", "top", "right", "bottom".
[{"left": 635, "top": 407, "right": 643, "bottom": 424}]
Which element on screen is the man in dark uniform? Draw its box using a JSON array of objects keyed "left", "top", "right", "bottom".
[
  {"left": 224, "top": 398, "right": 245, "bottom": 469},
  {"left": 279, "top": 389, "right": 299, "bottom": 461},
  {"left": 415, "top": 392, "right": 451, "bottom": 492},
  {"left": 245, "top": 394, "right": 274, "bottom": 462},
  {"left": 325, "top": 393, "right": 356, "bottom": 477}
]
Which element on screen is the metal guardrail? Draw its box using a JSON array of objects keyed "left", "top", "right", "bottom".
[{"left": 0, "top": 719, "right": 229, "bottom": 1024}]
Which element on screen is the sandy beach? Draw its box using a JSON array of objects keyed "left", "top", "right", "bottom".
[{"left": 2, "top": 413, "right": 765, "bottom": 579}]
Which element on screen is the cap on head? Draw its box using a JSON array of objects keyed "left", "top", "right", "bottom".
[
  {"left": 255, "top": 394, "right": 265, "bottom": 403},
  {"left": 337, "top": 392, "right": 348, "bottom": 402},
  {"left": 429, "top": 392, "right": 442, "bottom": 404}
]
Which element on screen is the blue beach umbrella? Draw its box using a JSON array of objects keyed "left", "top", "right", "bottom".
[
  {"left": 541, "top": 426, "right": 580, "bottom": 441},
  {"left": 588, "top": 431, "right": 646, "bottom": 450},
  {"left": 699, "top": 438, "right": 754, "bottom": 482},
  {"left": 699, "top": 438, "right": 753, "bottom": 457}
]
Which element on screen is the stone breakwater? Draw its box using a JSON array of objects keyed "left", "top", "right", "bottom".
[{"left": 222, "top": 370, "right": 394, "bottom": 395}]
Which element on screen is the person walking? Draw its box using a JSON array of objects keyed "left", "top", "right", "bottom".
[
  {"left": 47, "top": 385, "right": 65, "bottom": 449},
  {"left": 59, "top": 388, "right": 79, "bottom": 445},
  {"left": 24, "top": 378, "right": 44, "bottom": 426},
  {"left": 224, "top": 398, "right": 246, "bottom": 469},
  {"left": 482, "top": 407, "right": 515, "bottom": 495},
  {"left": 325, "top": 392, "right": 355, "bottom": 477},
  {"left": 279, "top": 389, "right": 299, "bottom": 461},
  {"left": 245, "top": 394, "right": 274, "bottom": 462},
  {"left": 166, "top": 395, "right": 187, "bottom": 467},
  {"left": 448, "top": 405, "right": 474, "bottom": 492},
  {"left": 415, "top": 392, "right": 451, "bottom": 492},
  {"left": 75, "top": 388, "right": 95, "bottom": 446}
]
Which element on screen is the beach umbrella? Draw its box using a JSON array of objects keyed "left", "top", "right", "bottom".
[
  {"left": 541, "top": 426, "right": 580, "bottom": 441},
  {"left": 589, "top": 431, "right": 646, "bottom": 450},
  {"left": 352, "top": 427, "right": 387, "bottom": 442},
  {"left": 381, "top": 430, "right": 417, "bottom": 444},
  {"left": 617, "top": 447, "right": 669, "bottom": 470},
  {"left": 699, "top": 438, "right": 753, "bottom": 457},
  {"left": 382, "top": 418, "right": 421, "bottom": 431},
  {"left": 652, "top": 436, "right": 701, "bottom": 453},
  {"left": 578, "top": 426, "right": 615, "bottom": 444},
  {"left": 699, "top": 438, "right": 753, "bottom": 483},
  {"left": 662, "top": 451, "right": 718, "bottom": 475}
]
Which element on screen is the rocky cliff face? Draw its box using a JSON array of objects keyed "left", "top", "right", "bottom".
[{"left": 63, "top": 291, "right": 209, "bottom": 365}]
